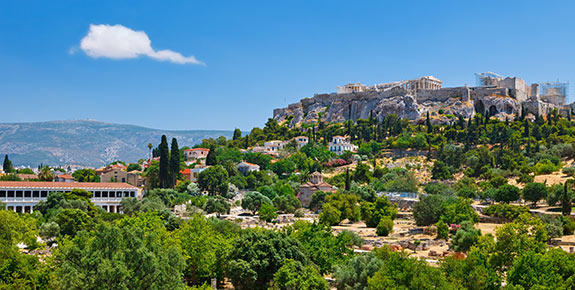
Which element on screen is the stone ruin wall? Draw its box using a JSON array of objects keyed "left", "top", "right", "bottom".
[{"left": 273, "top": 82, "right": 569, "bottom": 126}]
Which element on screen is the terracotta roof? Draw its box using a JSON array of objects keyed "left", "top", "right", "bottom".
[
  {"left": 239, "top": 162, "right": 259, "bottom": 167},
  {"left": 180, "top": 168, "right": 191, "bottom": 175},
  {"left": 184, "top": 148, "right": 210, "bottom": 152},
  {"left": 0, "top": 181, "right": 137, "bottom": 189},
  {"left": 57, "top": 174, "right": 74, "bottom": 179}
]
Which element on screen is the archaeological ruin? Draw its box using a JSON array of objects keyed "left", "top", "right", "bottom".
[{"left": 274, "top": 72, "right": 570, "bottom": 126}]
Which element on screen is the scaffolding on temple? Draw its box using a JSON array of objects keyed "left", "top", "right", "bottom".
[
  {"left": 475, "top": 72, "right": 504, "bottom": 87},
  {"left": 539, "top": 81, "right": 569, "bottom": 99}
]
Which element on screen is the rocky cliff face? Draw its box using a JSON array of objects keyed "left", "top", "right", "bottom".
[{"left": 274, "top": 89, "right": 524, "bottom": 126}]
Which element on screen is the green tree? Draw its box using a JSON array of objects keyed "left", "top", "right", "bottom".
[
  {"left": 368, "top": 250, "right": 454, "bottom": 289},
  {"left": 38, "top": 166, "right": 55, "bottom": 181},
  {"left": 197, "top": 165, "right": 229, "bottom": 196},
  {"left": 523, "top": 182, "right": 548, "bottom": 206},
  {"left": 376, "top": 216, "right": 394, "bottom": 236},
  {"left": 203, "top": 196, "right": 231, "bottom": 216},
  {"left": 507, "top": 248, "right": 575, "bottom": 289},
  {"left": 413, "top": 194, "right": 445, "bottom": 226},
  {"left": 361, "top": 196, "right": 397, "bottom": 228},
  {"left": 126, "top": 163, "right": 142, "bottom": 172},
  {"left": 233, "top": 128, "right": 242, "bottom": 140},
  {"left": 285, "top": 221, "right": 360, "bottom": 274},
  {"left": 227, "top": 229, "right": 307, "bottom": 290},
  {"left": 440, "top": 197, "right": 479, "bottom": 225},
  {"left": 269, "top": 259, "right": 328, "bottom": 290},
  {"left": 432, "top": 160, "right": 453, "bottom": 180},
  {"left": 494, "top": 184, "right": 521, "bottom": 203},
  {"left": 491, "top": 213, "right": 548, "bottom": 269},
  {"left": 318, "top": 203, "right": 342, "bottom": 226},
  {"left": 53, "top": 217, "right": 186, "bottom": 289},
  {"left": 333, "top": 252, "right": 384, "bottom": 290},
  {"left": 174, "top": 215, "right": 234, "bottom": 286},
  {"left": 54, "top": 208, "right": 93, "bottom": 237},
  {"left": 72, "top": 168, "right": 100, "bottom": 182},
  {"left": 159, "top": 135, "right": 170, "bottom": 188},
  {"left": 169, "top": 138, "right": 180, "bottom": 187},
  {"left": 241, "top": 191, "right": 272, "bottom": 214},
  {"left": 563, "top": 179, "right": 574, "bottom": 216},
  {"left": 451, "top": 221, "right": 481, "bottom": 252},
  {"left": 3, "top": 154, "right": 13, "bottom": 173},
  {"left": 436, "top": 221, "right": 449, "bottom": 240},
  {"left": 258, "top": 203, "right": 278, "bottom": 222}
]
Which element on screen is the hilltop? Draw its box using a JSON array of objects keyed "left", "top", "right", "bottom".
[{"left": 0, "top": 120, "right": 232, "bottom": 167}]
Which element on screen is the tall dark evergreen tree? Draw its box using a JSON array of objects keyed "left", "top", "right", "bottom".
[
  {"left": 206, "top": 145, "right": 217, "bottom": 166},
  {"left": 3, "top": 154, "right": 12, "bottom": 173},
  {"left": 233, "top": 128, "right": 242, "bottom": 140},
  {"left": 563, "top": 180, "right": 573, "bottom": 216},
  {"left": 158, "top": 135, "right": 170, "bottom": 188},
  {"left": 426, "top": 111, "right": 432, "bottom": 133},
  {"left": 345, "top": 169, "right": 351, "bottom": 191},
  {"left": 169, "top": 138, "right": 180, "bottom": 188}
]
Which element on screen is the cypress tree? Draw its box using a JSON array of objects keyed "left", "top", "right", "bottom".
[
  {"left": 158, "top": 135, "right": 170, "bottom": 188},
  {"left": 169, "top": 138, "right": 180, "bottom": 188},
  {"left": 345, "top": 168, "right": 351, "bottom": 191},
  {"left": 426, "top": 111, "right": 432, "bottom": 134},
  {"left": 563, "top": 180, "right": 573, "bottom": 216},
  {"left": 206, "top": 145, "right": 217, "bottom": 166},
  {"left": 233, "top": 128, "right": 242, "bottom": 140},
  {"left": 3, "top": 155, "right": 12, "bottom": 173},
  {"left": 244, "top": 134, "right": 250, "bottom": 149}
]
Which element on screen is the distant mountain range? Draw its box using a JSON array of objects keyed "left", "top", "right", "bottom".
[{"left": 0, "top": 120, "right": 232, "bottom": 167}]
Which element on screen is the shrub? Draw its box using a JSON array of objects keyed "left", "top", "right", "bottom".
[
  {"left": 376, "top": 216, "right": 393, "bottom": 236},
  {"left": 483, "top": 204, "right": 529, "bottom": 220},
  {"left": 435, "top": 221, "right": 449, "bottom": 240},
  {"left": 294, "top": 209, "right": 305, "bottom": 218},
  {"left": 563, "top": 167, "right": 575, "bottom": 177}
]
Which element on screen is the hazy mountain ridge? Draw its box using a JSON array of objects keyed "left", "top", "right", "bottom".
[{"left": 0, "top": 120, "right": 232, "bottom": 167}]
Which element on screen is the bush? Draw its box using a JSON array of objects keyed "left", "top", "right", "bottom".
[
  {"left": 294, "top": 209, "right": 305, "bottom": 218},
  {"left": 533, "top": 160, "right": 561, "bottom": 175},
  {"left": 376, "top": 216, "right": 394, "bottom": 236},
  {"left": 563, "top": 167, "right": 575, "bottom": 177},
  {"left": 435, "top": 221, "right": 449, "bottom": 240},
  {"left": 483, "top": 204, "right": 529, "bottom": 220}
]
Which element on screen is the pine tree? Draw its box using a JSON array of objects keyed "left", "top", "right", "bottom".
[
  {"left": 169, "top": 138, "right": 180, "bottom": 188},
  {"left": 158, "top": 135, "right": 170, "bottom": 188},
  {"left": 3, "top": 154, "right": 12, "bottom": 173}
]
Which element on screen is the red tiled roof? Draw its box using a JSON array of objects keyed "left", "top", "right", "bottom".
[
  {"left": 239, "top": 162, "right": 259, "bottom": 167},
  {"left": 184, "top": 148, "right": 210, "bottom": 152},
  {"left": 180, "top": 168, "right": 191, "bottom": 175},
  {"left": 0, "top": 181, "right": 137, "bottom": 189},
  {"left": 57, "top": 174, "right": 74, "bottom": 179}
]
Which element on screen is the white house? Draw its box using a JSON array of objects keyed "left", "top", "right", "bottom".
[
  {"left": 237, "top": 162, "right": 260, "bottom": 174},
  {"left": 328, "top": 136, "right": 358, "bottom": 155}
]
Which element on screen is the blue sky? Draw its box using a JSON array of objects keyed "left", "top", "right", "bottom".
[{"left": 0, "top": 0, "right": 573, "bottom": 130}]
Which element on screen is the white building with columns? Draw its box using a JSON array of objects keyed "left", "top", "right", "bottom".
[{"left": 0, "top": 181, "right": 138, "bottom": 213}]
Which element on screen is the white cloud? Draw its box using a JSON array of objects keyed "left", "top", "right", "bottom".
[{"left": 79, "top": 24, "right": 204, "bottom": 65}]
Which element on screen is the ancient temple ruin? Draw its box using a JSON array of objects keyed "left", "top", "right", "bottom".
[{"left": 274, "top": 73, "right": 571, "bottom": 126}]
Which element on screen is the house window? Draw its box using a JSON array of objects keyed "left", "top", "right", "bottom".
[
  {"left": 122, "top": 178, "right": 126, "bottom": 183},
  {"left": 0, "top": 191, "right": 5, "bottom": 197}
]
